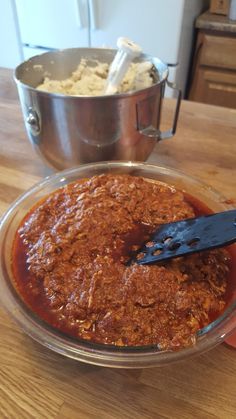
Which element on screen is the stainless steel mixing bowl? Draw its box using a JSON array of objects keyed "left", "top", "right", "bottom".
[{"left": 14, "top": 48, "right": 181, "bottom": 170}]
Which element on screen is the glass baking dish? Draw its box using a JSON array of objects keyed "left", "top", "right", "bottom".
[{"left": 0, "top": 161, "right": 236, "bottom": 368}]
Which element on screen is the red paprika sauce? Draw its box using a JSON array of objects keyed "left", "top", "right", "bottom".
[{"left": 11, "top": 174, "right": 234, "bottom": 350}]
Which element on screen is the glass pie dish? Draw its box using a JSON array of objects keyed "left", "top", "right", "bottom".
[{"left": 0, "top": 161, "right": 236, "bottom": 368}]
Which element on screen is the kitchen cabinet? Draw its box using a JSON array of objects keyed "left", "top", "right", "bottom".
[{"left": 188, "top": 11, "right": 236, "bottom": 108}]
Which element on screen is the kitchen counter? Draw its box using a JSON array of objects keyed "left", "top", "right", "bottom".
[
  {"left": 0, "top": 68, "right": 236, "bottom": 418},
  {"left": 196, "top": 10, "right": 236, "bottom": 33}
]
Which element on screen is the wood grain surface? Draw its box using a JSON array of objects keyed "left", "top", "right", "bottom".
[{"left": 0, "top": 68, "right": 236, "bottom": 419}]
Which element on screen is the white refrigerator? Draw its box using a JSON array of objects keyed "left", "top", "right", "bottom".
[{"left": 14, "top": 0, "right": 207, "bottom": 97}]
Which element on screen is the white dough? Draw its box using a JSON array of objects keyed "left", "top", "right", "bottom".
[{"left": 37, "top": 58, "right": 155, "bottom": 96}]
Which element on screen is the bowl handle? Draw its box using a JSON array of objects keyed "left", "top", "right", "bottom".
[{"left": 136, "top": 80, "right": 182, "bottom": 140}]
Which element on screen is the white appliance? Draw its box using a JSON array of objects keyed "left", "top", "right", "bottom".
[
  {"left": 14, "top": 0, "right": 207, "bottom": 97},
  {"left": 0, "top": 0, "right": 23, "bottom": 67}
]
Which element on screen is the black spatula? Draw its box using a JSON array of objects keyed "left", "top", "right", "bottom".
[{"left": 130, "top": 209, "right": 236, "bottom": 265}]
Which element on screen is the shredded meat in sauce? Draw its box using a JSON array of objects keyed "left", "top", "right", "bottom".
[{"left": 12, "top": 174, "right": 230, "bottom": 350}]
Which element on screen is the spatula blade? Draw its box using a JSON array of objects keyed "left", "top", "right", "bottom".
[{"left": 133, "top": 209, "right": 236, "bottom": 265}]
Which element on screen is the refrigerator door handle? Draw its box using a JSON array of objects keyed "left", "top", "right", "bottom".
[
  {"left": 75, "top": 0, "right": 83, "bottom": 28},
  {"left": 136, "top": 80, "right": 182, "bottom": 140},
  {"left": 88, "top": 0, "right": 97, "bottom": 30}
]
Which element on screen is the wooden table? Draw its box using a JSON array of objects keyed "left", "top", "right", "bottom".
[{"left": 0, "top": 68, "right": 236, "bottom": 419}]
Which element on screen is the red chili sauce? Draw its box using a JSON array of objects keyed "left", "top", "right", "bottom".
[{"left": 11, "top": 175, "right": 235, "bottom": 350}]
